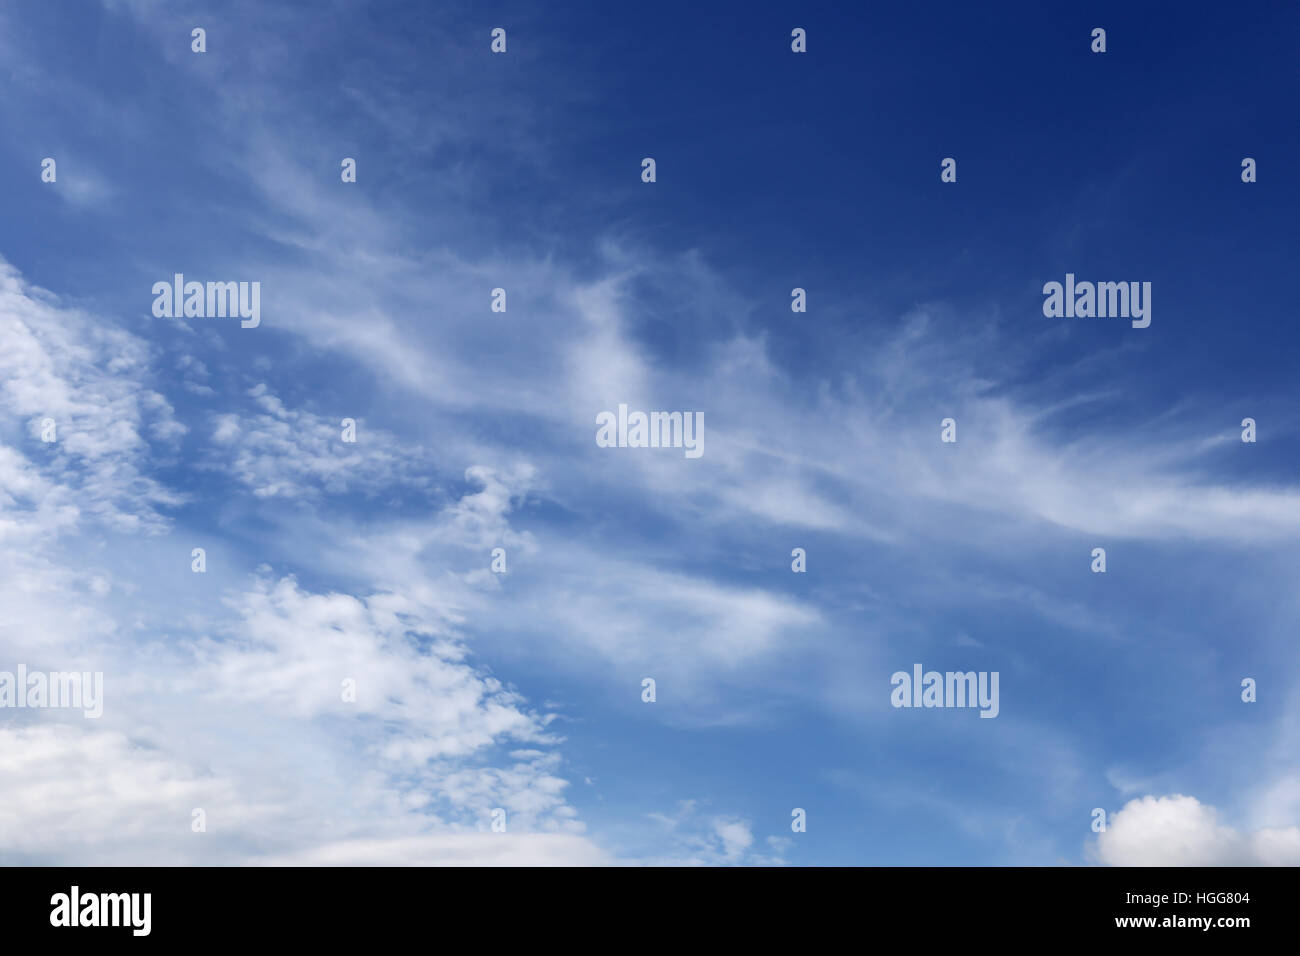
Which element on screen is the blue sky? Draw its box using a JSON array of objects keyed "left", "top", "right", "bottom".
[{"left": 0, "top": 0, "right": 1298, "bottom": 865}]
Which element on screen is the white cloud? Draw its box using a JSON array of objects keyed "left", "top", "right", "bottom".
[
  {"left": 204, "top": 384, "right": 435, "bottom": 499},
  {"left": 1094, "top": 794, "right": 1300, "bottom": 866},
  {"left": 0, "top": 261, "right": 604, "bottom": 862},
  {"left": 0, "top": 563, "right": 604, "bottom": 862},
  {"left": 0, "top": 725, "right": 252, "bottom": 865},
  {"left": 640, "top": 801, "right": 783, "bottom": 866},
  {"left": 53, "top": 159, "right": 115, "bottom": 209},
  {"left": 206, "top": 572, "right": 552, "bottom": 759},
  {"left": 0, "top": 258, "right": 186, "bottom": 533},
  {"left": 528, "top": 559, "right": 821, "bottom": 673},
  {"left": 257, "top": 832, "right": 614, "bottom": 866}
]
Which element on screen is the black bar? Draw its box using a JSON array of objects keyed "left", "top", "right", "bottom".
[{"left": 0, "top": 866, "right": 1284, "bottom": 942}]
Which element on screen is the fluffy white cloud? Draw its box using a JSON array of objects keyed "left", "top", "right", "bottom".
[
  {"left": 0, "top": 565, "right": 604, "bottom": 862},
  {"left": 1094, "top": 794, "right": 1300, "bottom": 866},
  {"left": 201, "top": 572, "right": 567, "bottom": 783},
  {"left": 0, "top": 261, "right": 603, "bottom": 863},
  {"left": 0, "top": 725, "right": 251, "bottom": 865},
  {"left": 0, "top": 257, "right": 185, "bottom": 534},
  {"left": 205, "top": 384, "right": 435, "bottom": 499}
]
